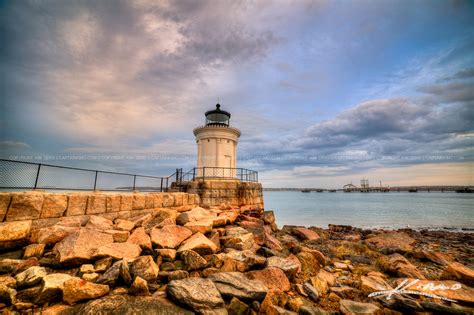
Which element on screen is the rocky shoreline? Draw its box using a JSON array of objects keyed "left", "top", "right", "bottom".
[{"left": 0, "top": 205, "right": 473, "bottom": 314}]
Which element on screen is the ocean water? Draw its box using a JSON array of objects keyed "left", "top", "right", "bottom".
[{"left": 264, "top": 191, "right": 474, "bottom": 231}]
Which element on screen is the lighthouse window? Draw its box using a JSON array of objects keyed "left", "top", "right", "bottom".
[{"left": 208, "top": 139, "right": 210, "bottom": 142}]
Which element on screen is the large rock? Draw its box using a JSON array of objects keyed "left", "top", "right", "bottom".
[
  {"left": 71, "top": 295, "right": 193, "bottom": 314},
  {"left": 167, "top": 277, "right": 224, "bottom": 312},
  {"left": 115, "top": 219, "right": 135, "bottom": 231},
  {"left": 15, "top": 266, "right": 47, "bottom": 288},
  {"left": 378, "top": 253, "right": 425, "bottom": 279},
  {"left": 62, "top": 277, "right": 109, "bottom": 304},
  {"left": 66, "top": 193, "right": 88, "bottom": 216},
  {"left": 267, "top": 256, "right": 300, "bottom": 278},
  {"left": 246, "top": 267, "right": 291, "bottom": 292},
  {"left": 225, "top": 250, "right": 266, "bottom": 269},
  {"left": 209, "top": 272, "right": 268, "bottom": 301},
  {"left": 292, "top": 227, "right": 320, "bottom": 241},
  {"left": 41, "top": 194, "right": 68, "bottom": 218},
  {"left": 53, "top": 228, "right": 114, "bottom": 265},
  {"left": 0, "top": 284, "right": 16, "bottom": 305},
  {"left": 222, "top": 227, "right": 255, "bottom": 251},
  {"left": 96, "top": 261, "right": 122, "bottom": 285},
  {"left": 180, "top": 250, "right": 207, "bottom": 271},
  {"left": 184, "top": 219, "right": 214, "bottom": 234},
  {"left": 94, "top": 242, "right": 142, "bottom": 260},
  {"left": 151, "top": 225, "right": 192, "bottom": 249},
  {"left": 130, "top": 255, "right": 159, "bottom": 282},
  {"left": 366, "top": 232, "right": 416, "bottom": 254},
  {"left": 340, "top": 299, "right": 380, "bottom": 315},
  {"left": 127, "top": 227, "right": 152, "bottom": 250},
  {"left": 239, "top": 220, "right": 266, "bottom": 245},
  {"left": 400, "top": 278, "right": 474, "bottom": 304},
  {"left": 442, "top": 262, "right": 474, "bottom": 284},
  {"left": 34, "top": 224, "right": 80, "bottom": 245},
  {"left": 85, "top": 216, "right": 114, "bottom": 231},
  {"left": 36, "top": 273, "right": 73, "bottom": 304},
  {"left": 7, "top": 192, "right": 44, "bottom": 221},
  {"left": 0, "top": 193, "right": 11, "bottom": 221},
  {"left": 176, "top": 207, "right": 214, "bottom": 225},
  {"left": 177, "top": 232, "right": 218, "bottom": 255},
  {"left": 360, "top": 275, "right": 392, "bottom": 295},
  {"left": 129, "top": 276, "right": 149, "bottom": 296},
  {"left": 0, "top": 220, "right": 32, "bottom": 250}
]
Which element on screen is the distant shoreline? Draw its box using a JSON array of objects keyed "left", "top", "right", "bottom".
[{"left": 264, "top": 186, "right": 473, "bottom": 192}]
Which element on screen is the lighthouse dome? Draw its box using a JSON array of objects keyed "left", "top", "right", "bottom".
[{"left": 205, "top": 103, "right": 231, "bottom": 126}]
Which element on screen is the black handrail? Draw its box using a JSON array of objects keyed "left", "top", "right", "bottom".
[{"left": 0, "top": 159, "right": 259, "bottom": 192}]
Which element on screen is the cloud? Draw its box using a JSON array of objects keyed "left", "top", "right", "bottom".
[{"left": 0, "top": 141, "right": 31, "bottom": 150}]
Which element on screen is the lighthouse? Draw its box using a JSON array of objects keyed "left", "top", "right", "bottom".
[{"left": 193, "top": 103, "right": 241, "bottom": 178}]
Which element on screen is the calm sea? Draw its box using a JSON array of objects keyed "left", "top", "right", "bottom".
[{"left": 264, "top": 191, "right": 474, "bottom": 231}]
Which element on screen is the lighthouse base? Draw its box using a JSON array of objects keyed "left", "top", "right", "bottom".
[{"left": 181, "top": 179, "right": 263, "bottom": 209}]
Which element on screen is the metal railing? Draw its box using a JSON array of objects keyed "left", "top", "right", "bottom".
[
  {"left": 0, "top": 159, "right": 259, "bottom": 192},
  {"left": 177, "top": 167, "right": 258, "bottom": 183},
  {"left": 0, "top": 159, "right": 171, "bottom": 192}
]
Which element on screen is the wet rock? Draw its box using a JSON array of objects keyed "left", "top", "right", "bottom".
[
  {"left": 53, "top": 228, "right": 113, "bottom": 265},
  {"left": 377, "top": 254, "right": 425, "bottom": 279},
  {"left": 151, "top": 225, "right": 192, "bottom": 249},
  {"left": 267, "top": 256, "right": 300, "bottom": 278},
  {"left": 176, "top": 207, "right": 214, "bottom": 225},
  {"left": 94, "top": 242, "right": 142, "bottom": 260},
  {"left": 15, "top": 266, "right": 47, "bottom": 288},
  {"left": 115, "top": 219, "right": 135, "bottom": 231},
  {"left": 246, "top": 267, "right": 290, "bottom": 292},
  {"left": 223, "top": 227, "right": 255, "bottom": 251},
  {"left": 177, "top": 232, "right": 219, "bottom": 255},
  {"left": 167, "top": 277, "right": 224, "bottom": 312},
  {"left": 292, "top": 227, "right": 320, "bottom": 241},
  {"left": 85, "top": 216, "right": 114, "bottom": 231},
  {"left": 36, "top": 273, "right": 73, "bottom": 304},
  {"left": 303, "top": 282, "right": 319, "bottom": 302},
  {"left": 181, "top": 250, "right": 207, "bottom": 271},
  {"left": 0, "top": 220, "right": 32, "bottom": 250},
  {"left": 130, "top": 255, "right": 159, "bottom": 282},
  {"left": 127, "top": 227, "right": 152, "bottom": 250},
  {"left": 366, "top": 232, "right": 416, "bottom": 254},
  {"left": 62, "top": 277, "right": 109, "bottom": 304},
  {"left": 129, "top": 276, "right": 149, "bottom": 296},
  {"left": 156, "top": 248, "right": 176, "bottom": 261},
  {"left": 23, "top": 243, "right": 46, "bottom": 259},
  {"left": 209, "top": 272, "right": 268, "bottom": 301},
  {"left": 74, "top": 295, "right": 193, "bottom": 314},
  {"left": 339, "top": 299, "right": 380, "bottom": 315}
]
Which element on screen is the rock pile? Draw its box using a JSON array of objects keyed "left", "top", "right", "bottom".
[{"left": 0, "top": 203, "right": 473, "bottom": 314}]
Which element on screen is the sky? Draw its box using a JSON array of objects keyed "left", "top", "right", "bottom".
[{"left": 1, "top": 0, "right": 473, "bottom": 188}]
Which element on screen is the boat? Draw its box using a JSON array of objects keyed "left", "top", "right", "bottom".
[
  {"left": 316, "top": 189, "right": 323, "bottom": 193},
  {"left": 328, "top": 189, "right": 336, "bottom": 193},
  {"left": 301, "top": 189, "right": 311, "bottom": 193},
  {"left": 408, "top": 188, "right": 418, "bottom": 193}
]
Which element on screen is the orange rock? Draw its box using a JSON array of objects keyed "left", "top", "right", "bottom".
[
  {"left": 246, "top": 267, "right": 291, "bottom": 292},
  {"left": 366, "top": 232, "right": 416, "bottom": 254},
  {"left": 442, "top": 262, "right": 474, "bottom": 284},
  {"left": 292, "top": 227, "right": 320, "bottom": 241}
]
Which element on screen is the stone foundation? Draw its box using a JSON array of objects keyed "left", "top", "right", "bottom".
[{"left": 182, "top": 180, "right": 264, "bottom": 209}]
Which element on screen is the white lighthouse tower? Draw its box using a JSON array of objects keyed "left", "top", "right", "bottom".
[{"left": 193, "top": 103, "right": 240, "bottom": 178}]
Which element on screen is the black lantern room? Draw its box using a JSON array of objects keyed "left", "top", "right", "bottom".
[{"left": 205, "top": 103, "right": 231, "bottom": 126}]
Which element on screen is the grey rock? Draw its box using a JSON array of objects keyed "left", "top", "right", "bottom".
[
  {"left": 266, "top": 256, "right": 299, "bottom": 278},
  {"left": 303, "top": 282, "right": 319, "bottom": 302},
  {"left": 209, "top": 272, "right": 267, "bottom": 301},
  {"left": 180, "top": 250, "right": 208, "bottom": 271},
  {"left": 167, "top": 277, "right": 224, "bottom": 312},
  {"left": 15, "top": 266, "right": 47, "bottom": 288}
]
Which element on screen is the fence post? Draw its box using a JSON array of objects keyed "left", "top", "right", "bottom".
[
  {"left": 203, "top": 167, "right": 205, "bottom": 181},
  {"left": 34, "top": 164, "right": 42, "bottom": 190},
  {"left": 193, "top": 168, "right": 196, "bottom": 181},
  {"left": 160, "top": 178, "right": 163, "bottom": 192},
  {"left": 93, "top": 171, "right": 98, "bottom": 190},
  {"left": 133, "top": 175, "right": 137, "bottom": 191},
  {"left": 256, "top": 172, "right": 258, "bottom": 182},
  {"left": 166, "top": 177, "right": 169, "bottom": 192}
]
